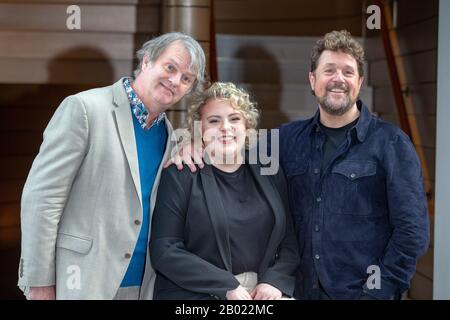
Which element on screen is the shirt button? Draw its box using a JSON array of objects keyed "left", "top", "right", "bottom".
[
  {"left": 313, "top": 168, "right": 320, "bottom": 174},
  {"left": 316, "top": 145, "right": 320, "bottom": 150},
  {"left": 316, "top": 197, "right": 322, "bottom": 202},
  {"left": 315, "top": 225, "right": 320, "bottom": 232},
  {"left": 315, "top": 254, "right": 320, "bottom": 260},
  {"left": 350, "top": 173, "right": 356, "bottom": 179},
  {"left": 134, "top": 220, "right": 141, "bottom": 225},
  {"left": 124, "top": 253, "right": 131, "bottom": 259},
  {"left": 313, "top": 282, "right": 318, "bottom": 289}
]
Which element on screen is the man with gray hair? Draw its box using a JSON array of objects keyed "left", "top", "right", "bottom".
[{"left": 18, "top": 32, "right": 206, "bottom": 300}]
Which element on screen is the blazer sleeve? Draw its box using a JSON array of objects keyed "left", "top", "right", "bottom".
[
  {"left": 18, "top": 95, "right": 89, "bottom": 288},
  {"left": 258, "top": 166, "right": 300, "bottom": 297},
  {"left": 150, "top": 166, "right": 240, "bottom": 299}
]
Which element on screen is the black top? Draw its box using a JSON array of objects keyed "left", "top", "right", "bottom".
[
  {"left": 319, "top": 118, "right": 359, "bottom": 175},
  {"left": 212, "top": 164, "right": 274, "bottom": 275},
  {"left": 150, "top": 161, "right": 299, "bottom": 300}
]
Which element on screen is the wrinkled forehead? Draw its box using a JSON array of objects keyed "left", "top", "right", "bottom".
[
  {"left": 316, "top": 49, "right": 359, "bottom": 69},
  {"left": 160, "top": 41, "right": 196, "bottom": 73}
]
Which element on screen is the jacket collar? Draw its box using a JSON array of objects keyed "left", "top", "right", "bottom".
[
  {"left": 112, "top": 78, "right": 142, "bottom": 205},
  {"left": 310, "top": 100, "right": 372, "bottom": 143}
]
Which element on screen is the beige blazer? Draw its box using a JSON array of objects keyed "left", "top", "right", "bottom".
[{"left": 18, "top": 78, "right": 174, "bottom": 299}]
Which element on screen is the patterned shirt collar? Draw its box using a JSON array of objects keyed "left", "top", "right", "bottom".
[{"left": 122, "top": 77, "right": 165, "bottom": 130}]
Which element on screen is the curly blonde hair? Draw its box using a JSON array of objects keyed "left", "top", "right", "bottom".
[{"left": 187, "top": 82, "right": 260, "bottom": 133}]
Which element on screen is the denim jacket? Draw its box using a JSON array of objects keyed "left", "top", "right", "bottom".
[{"left": 278, "top": 101, "right": 430, "bottom": 300}]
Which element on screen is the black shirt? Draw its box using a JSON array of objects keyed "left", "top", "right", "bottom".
[
  {"left": 319, "top": 118, "right": 359, "bottom": 175},
  {"left": 212, "top": 164, "right": 274, "bottom": 275}
]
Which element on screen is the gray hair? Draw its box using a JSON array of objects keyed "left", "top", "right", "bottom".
[{"left": 134, "top": 32, "right": 206, "bottom": 94}]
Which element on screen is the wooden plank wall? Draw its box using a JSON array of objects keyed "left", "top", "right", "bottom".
[
  {"left": 0, "top": 0, "right": 161, "bottom": 299},
  {"left": 215, "top": 0, "right": 365, "bottom": 36},
  {"left": 365, "top": 0, "right": 438, "bottom": 299}
]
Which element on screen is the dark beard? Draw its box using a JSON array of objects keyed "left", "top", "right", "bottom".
[{"left": 317, "top": 90, "right": 355, "bottom": 116}]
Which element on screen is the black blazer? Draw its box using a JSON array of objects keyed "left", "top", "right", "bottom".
[{"left": 150, "top": 161, "right": 299, "bottom": 300}]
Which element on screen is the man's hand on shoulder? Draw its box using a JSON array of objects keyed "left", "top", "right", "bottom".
[{"left": 164, "top": 141, "right": 204, "bottom": 172}]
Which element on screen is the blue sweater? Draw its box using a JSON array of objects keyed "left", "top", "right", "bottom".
[{"left": 120, "top": 115, "right": 167, "bottom": 287}]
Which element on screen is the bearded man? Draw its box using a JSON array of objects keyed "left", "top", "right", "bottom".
[{"left": 279, "top": 30, "right": 429, "bottom": 300}]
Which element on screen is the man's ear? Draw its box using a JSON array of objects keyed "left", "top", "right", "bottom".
[
  {"left": 141, "top": 54, "right": 151, "bottom": 71},
  {"left": 358, "top": 76, "right": 364, "bottom": 91},
  {"left": 308, "top": 71, "right": 316, "bottom": 92}
]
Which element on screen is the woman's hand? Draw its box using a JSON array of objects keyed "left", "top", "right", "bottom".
[
  {"left": 250, "top": 283, "right": 282, "bottom": 300},
  {"left": 226, "top": 285, "right": 253, "bottom": 300}
]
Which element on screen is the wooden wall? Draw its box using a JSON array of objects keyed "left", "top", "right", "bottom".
[
  {"left": 365, "top": 0, "right": 438, "bottom": 299},
  {"left": 0, "top": 0, "right": 161, "bottom": 299},
  {"left": 215, "top": 0, "right": 365, "bottom": 36}
]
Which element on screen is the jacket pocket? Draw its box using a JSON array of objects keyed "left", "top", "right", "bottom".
[
  {"left": 332, "top": 160, "right": 377, "bottom": 180},
  {"left": 331, "top": 160, "right": 379, "bottom": 215},
  {"left": 56, "top": 233, "right": 93, "bottom": 255}
]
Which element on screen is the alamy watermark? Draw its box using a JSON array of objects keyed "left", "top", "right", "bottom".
[
  {"left": 366, "top": 265, "right": 381, "bottom": 290},
  {"left": 66, "top": 5, "right": 81, "bottom": 30},
  {"left": 366, "top": 5, "right": 381, "bottom": 30},
  {"left": 66, "top": 265, "right": 81, "bottom": 290}
]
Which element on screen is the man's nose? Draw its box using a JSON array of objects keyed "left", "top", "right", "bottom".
[
  {"left": 332, "top": 70, "right": 345, "bottom": 82},
  {"left": 169, "top": 73, "right": 181, "bottom": 86}
]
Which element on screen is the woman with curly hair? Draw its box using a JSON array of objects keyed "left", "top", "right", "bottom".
[{"left": 150, "top": 82, "right": 299, "bottom": 300}]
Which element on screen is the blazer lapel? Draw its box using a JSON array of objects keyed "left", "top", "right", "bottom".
[
  {"left": 149, "top": 116, "right": 174, "bottom": 214},
  {"left": 248, "top": 163, "right": 285, "bottom": 262},
  {"left": 200, "top": 165, "right": 233, "bottom": 272},
  {"left": 112, "top": 78, "right": 142, "bottom": 205}
]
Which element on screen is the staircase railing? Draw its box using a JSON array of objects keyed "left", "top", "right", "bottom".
[{"left": 374, "top": 0, "right": 433, "bottom": 212}]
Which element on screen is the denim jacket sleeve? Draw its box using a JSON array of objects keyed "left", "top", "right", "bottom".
[{"left": 363, "top": 132, "right": 430, "bottom": 299}]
